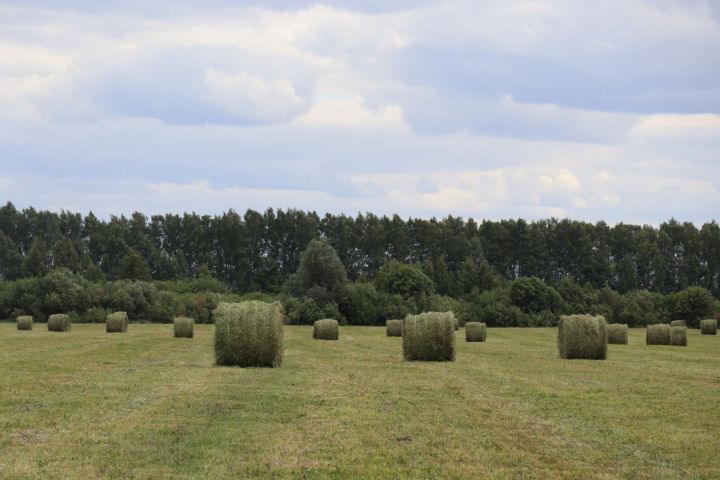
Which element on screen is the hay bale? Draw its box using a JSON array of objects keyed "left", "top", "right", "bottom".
[
  {"left": 670, "top": 326, "right": 687, "bottom": 346},
  {"left": 386, "top": 319, "right": 403, "bottom": 337},
  {"left": 646, "top": 324, "right": 671, "bottom": 345},
  {"left": 670, "top": 320, "right": 686, "bottom": 327},
  {"left": 403, "top": 311, "right": 456, "bottom": 362},
  {"left": 16, "top": 315, "right": 33, "bottom": 331},
  {"left": 106, "top": 311, "right": 128, "bottom": 333},
  {"left": 557, "top": 314, "right": 607, "bottom": 360},
  {"left": 700, "top": 319, "right": 717, "bottom": 335},
  {"left": 465, "top": 322, "right": 487, "bottom": 342},
  {"left": 47, "top": 314, "right": 71, "bottom": 332},
  {"left": 453, "top": 316, "right": 460, "bottom": 331},
  {"left": 173, "top": 317, "right": 194, "bottom": 338},
  {"left": 313, "top": 319, "right": 339, "bottom": 340},
  {"left": 606, "top": 323, "right": 628, "bottom": 345},
  {"left": 214, "top": 301, "right": 283, "bottom": 367}
]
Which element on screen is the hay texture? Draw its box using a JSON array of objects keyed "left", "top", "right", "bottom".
[
  {"left": 214, "top": 301, "right": 283, "bottom": 367},
  {"left": 606, "top": 324, "right": 628, "bottom": 345},
  {"left": 646, "top": 324, "right": 671, "bottom": 345},
  {"left": 16, "top": 315, "right": 33, "bottom": 331},
  {"left": 403, "top": 311, "right": 456, "bottom": 362},
  {"left": 670, "top": 320, "right": 686, "bottom": 327},
  {"left": 174, "top": 317, "right": 194, "bottom": 338},
  {"left": 465, "top": 322, "right": 487, "bottom": 342},
  {"left": 106, "top": 311, "right": 128, "bottom": 333},
  {"left": 313, "top": 319, "right": 339, "bottom": 340},
  {"left": 47, "top": 314, "right": 71, "bottom": 332},
  {"left": 557, "top": 314, "right": 607, "bottom": 360},
  {"left": 700, "top": 319, "right": 717, "bottom": 335},
  {"left": 386, "top": 319, "right": 403, "bottom": 337},
  {"left": 670, "top": 326, "right": 687, "bottom": 346}
]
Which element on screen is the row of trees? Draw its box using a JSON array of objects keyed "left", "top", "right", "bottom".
[{"left": 2, "top": 202, "right": 720, "bottom": 296}]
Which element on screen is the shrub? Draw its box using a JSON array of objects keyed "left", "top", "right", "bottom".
[
  {"left": 557, "top": 315, "right": 607, "bottom": 360},
  {"left": 214, "top": 301, "right": 283, "bottom": 367},
  {"left": 670, "top": 326, "right": 687, "bottom": 346},
  {"left": 403, "top": 312, "right": 456, "bottom": 362},
  {"left": 606, "top": 324, "right": 628, "bottom": 345},
  {"left": 313, "top": 319, "right": 339, "bottom": 340},
  {"left": 670, "top": 320, "right": 686, "bottom": 327},
  {"left": 386, "top": 319, "right": 403, "bottom": 337},
  {"left": 669, "top": 287, "right": 715, "bottom": 328},
  {"left": 340, "top": 282, "right": 381, "bottom": 325},
  {"left": 47, "top": 313, "right": 71, "bottom": 332},
  {"left": 646, "top": 324, "right": 671, "bottom": 345},
  {"left": 106, "top": 311, "right": 128, "bottom": 333},
  {"left": 375, "top": 261, "right": 435, "bottom": 299},
  {"left": 510, "top": 277, "right": 562, "bottom": 314},
  {"left": 465, "top": 322, "right": 487, "bottom": 342},
  {"left": 173, "top": 317, "right": 194, "bottom": 338},
  {"left": 700, "top": 319, "right": 717, "bottom": 335},
  {"left": 16, "top": 315, "right": 33, "bottom": 330},
  {"left": 81, "top": 307, "right": 110, "bottom": 323}
]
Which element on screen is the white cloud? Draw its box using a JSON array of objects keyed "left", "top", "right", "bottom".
[
  {"left": 630, "top": 114, "right": 720, "bottom": 141},
  {"left": 295, "top": 95, "right": 405, "bottom": 128}
]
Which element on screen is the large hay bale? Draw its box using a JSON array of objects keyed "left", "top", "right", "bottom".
[
  {"left": 214, "top": 301, "right": 283, "bottom": 367},
  {"left": 700, "top": 319, "right": 717, "bottom": 335},
  {"left": 47, "top": 314, "right": 71, "bottom": 332},
  {"left": 557, "top": 314, "right": 607, "bottom": 360},
  {"left": 606, "top": 323, "right": 628, "bottom": 345},
  {"left": 670, "top": 326, "right": 687, "bottom": 346},
  {"left": 174, "top": 317, "right": 194, "bottom": 338},
  {"left": 646, "top": 324, "right": 671, "bottom": 345},
  {"left": 386, "top": 319, "right": 403, "bottom": 337},
  {"left": 403, "top": 311, "right": 456, "bottom": 362},
  {"left": 106, "top": 311, "right": 128, "bottom": 333},
  {"left": 16, "top": 315, "right": 33, "bottom": 331},
  {"left": 313, "top": 319, "right": 339, "bottom": 340},
  {"left": 465, "top": 322, "right": 487, "bottom": 342},
  {"left": 670, "top": 320, "right": 686, "bottom": 327}
]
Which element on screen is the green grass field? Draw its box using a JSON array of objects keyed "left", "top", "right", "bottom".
[{"left": 1, "top": 323, "right": 718, "bottom": 479}]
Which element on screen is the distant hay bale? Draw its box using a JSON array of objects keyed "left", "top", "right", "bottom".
[
  {"left": 557, "top": 314, "right": 607, "bottom": 360},
  {"left": 606, "top": 324, "right": 628, "bottom": 345},
  {"left": 106, "top": 311, "right": 128, "bottom": 333},
  {"left": 16, "top": 315, "right": 33, "bottom": 331},
  {"left": 700, "top": 319, "right": 717, "bottom": 335},
  {"left": 313, "top": 319, "right": 339, "bottom": 340},
  {"left": 670, "top": 320, "right": 686, "bottom": 327},
  {"left": 47, "top": 314, "right": 71, "bottom": 332},
  {"left": 214, "top": 301, "right": 283, "bottom": 367},
  {"left": 173, "top": 317, "right": 194, "bottom": 338},
  {"left": 670, "top": 326, "right": 688, "bottom": 346},
  {"left": 403, "top": 311, "right": 456, "bottom": 362},
  {"left": 646, "top": 324, "right": 671, "bottom": 345},
  {"left": 453, "top": 316, "right": 460, "bottom": 331},
  {"left": 386, "top": 319, "right": 403, "bottom": 337},
  {"left": 465, "top": 322, "right": 487, "bottom": 342}
]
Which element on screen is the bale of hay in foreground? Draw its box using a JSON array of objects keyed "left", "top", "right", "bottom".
[
  {"left": 646, "top": 324, "right": 671, "bottom": 345},
  {"left": 670, "top": 320, "right": 686, "bottom": 327},
  {"left": 606, "top": 323, "right": 628, "bottom": 345},
  {"left": 465, "top": 322, "right": 487, "bottom": 342},
  {"left": 173, "top": 317, "right": 194, "bottom": 338},
  {"left": 106, "top": 311, "right": 128, "bottom": 333},
  {"left": 16, "top": 315, "right": 33, "bottom": 331},
  {"left": 700, "top": 319, "right": 717, "bottom": 335},
  {"left": 386, "top": 319, "right": 403, "bottom": 337},
  {"left": 214, "top": 301, "right": 283, "bottom": 367},
  {"left": 313, "top": 319, "right": 339, "bottom": 340},
  {"left": 403, "top": 311, "right": 456, "bottom": 362},
  {"left": 47, "top": 314, "right": 71, "bottom": 332},
  {"left": 670, "top": 326, "right": 687, "bottom": 346},
  {"left": 557, "top": 314, "right": 607, "bottom": 360}
]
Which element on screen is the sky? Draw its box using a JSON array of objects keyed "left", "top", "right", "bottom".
[{"left": 1, "top": 0, "right": 719, "bottom": 224}]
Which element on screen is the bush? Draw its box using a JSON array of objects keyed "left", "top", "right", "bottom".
[
  {"left": 282, "top": 296, "right": 341, "bottom": 325},
  {"left": 403, "top": 311, "right": 456, "bottom": 362},
  {"left": 313, "top": 319, "right": 339, "bottom": 340},
  {"left": 646, "top": 324, "right": 671, "bottom": 345},
  {"left": 375, "top": 261, "right": 434, "bottom": 300},
  {"left": 339, "top": 282, "right": 381, "bottom": 325},
  {"left": 557, "top": 315, "right": 607, "bottom": 360},
  {"left": 465, "top": 322, "right": 487, "bottom": 342},
  {"left": 214, "top": 301, "right": 284, "bottom": 367},
  {"left": 510, "top": 277, "right": 562, "bottom": 315},
  {"left": 80, "top": 307, "right": 110, "bottom": 323},
  {"left": 669, "top": 287, "right": 715, "bottom": 328}
]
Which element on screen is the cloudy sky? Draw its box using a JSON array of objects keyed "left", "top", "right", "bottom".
[{"left": 1, "top": 0, "right": 719, "bottom": 224}]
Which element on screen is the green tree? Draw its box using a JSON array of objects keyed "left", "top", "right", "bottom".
[
  {"left": 668, "top": 286, "right": 715, "bottom": 327},
  {"left": 509, "top": 276, "right": 562, "bottom": 314},
  {"left": 23, "top": 238, "right": 51, "bottom": 277},
  {"left": 118, "top": 248, "right": 152, "bottom": 281},
  {"left": 286, "top": 238, "right": 347, "bottom": 303}
]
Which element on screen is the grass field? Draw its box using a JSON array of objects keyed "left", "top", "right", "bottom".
[{"left": 1, "top": 323, "right": 718, "bottom": 479}]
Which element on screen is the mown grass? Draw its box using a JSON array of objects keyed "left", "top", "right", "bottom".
[{"left": 0, "top": 324, "right": 718, "bottom": 479}]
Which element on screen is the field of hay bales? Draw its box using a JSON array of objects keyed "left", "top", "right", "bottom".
[{"left": 1, "top": 323, "right": 718, "bottom": 479}]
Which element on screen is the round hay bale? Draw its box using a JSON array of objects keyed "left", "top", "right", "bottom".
[
  {"left": 670, "top": 326, "right": 687, "bottom": 346},
  {"left": 403, "top": 312, "right": 456, "bottom": 362},
  {"left": 646, "top": 324, "right": 671, "bottom": 345},
  {"left": 313, "top": 319, "right": 339, "bottom": 340},
  {"left": 106, "top": 311, "right": 128, "bottom": 333},
  {"left": 606, "top": 323, "right": 628, "bottom": 345},
  {"left": 453, "top": 316, "right": 460, "bottom": 331},
  {"left": 465, "top": 322, "right": 487, "bottom": 342},
  {"left": 16, "top": 315, "right": 33, "bottom": 331},
  {"left": 386, "top": 319, "right": 403, "bottom": 337},
  {"left": 214, "top": 301, "right": 283, "bottom": 367},
  {"left": 557, "top": 314, "right": 607, "bottom": 360},
  {"left": 173, "top": 317, "right": 194, "bottom": 338},
  {"left": 47, "top": 314, "right": 71, "bottom": 332},
  {"left": 700, "top": 319, "right": 717, "bottom": 335},
  {"left": 670, "top": 320, "right": 686, "bottom": 327}
]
